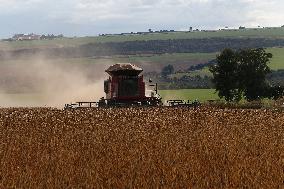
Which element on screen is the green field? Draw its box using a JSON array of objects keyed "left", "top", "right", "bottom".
[
  {"left": 113, "top": 53, "right": 216, "bottom": 64},
  {"left": 2, "top": 48, "right": 282, "bottom": 68},
  {"left": 0, "top": 52, "right": 215, "bottom": 64},
  {"left": 1, "top": 27, "right": 284, "bottom": 50},
  {"left": 160, "top": 89, "right": 219, "bottom": 102},
  {"left": 267, "top": 47, "right": 284, "bottom": 70}
]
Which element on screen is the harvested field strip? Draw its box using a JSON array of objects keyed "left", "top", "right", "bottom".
[{"left": 0, "top": 107, "right": 284, "bottom": 188}]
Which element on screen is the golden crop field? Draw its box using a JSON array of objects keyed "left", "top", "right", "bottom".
[{"left": 0, "top": 106, "right": 284, "bottom": 188}]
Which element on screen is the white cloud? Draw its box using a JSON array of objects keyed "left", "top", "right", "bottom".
[
  {"left": 51, "top": 0, "right": 283, "bottom": 28},
  {"left": 0, "top": 0, "right": 45, "bottom": 13},
  {"left": 244, "top": 1, "right": 284, "bottom": 27},
  {"left": 0, "top": 0, "right": 283, "bottom": 37}
]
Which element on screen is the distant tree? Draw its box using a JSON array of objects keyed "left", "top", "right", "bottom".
[
  {"left": 188, "top": 59, "right": 216, "bottom": 71},
  {"left": 209, "top": 49, "right": 241, "bottom": 102},
  {"left": 237, "top": 48, "right": 272, "bottom": 101},
  {"left": 40, "top": 35, "right": 46, "bottom": 40},
  {"left": 161, "top": 64, "right": 174, "bottom": 78},
  {"left": 210, "top": 48, "right": 274, "bottom": 102}
]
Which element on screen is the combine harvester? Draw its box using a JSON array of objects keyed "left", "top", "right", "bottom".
[{"left": 64, "top": 63, "right": 200, "bottom": 109}]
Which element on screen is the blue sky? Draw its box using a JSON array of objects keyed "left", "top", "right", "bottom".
[{"left": 0, "top": 0, "right": 283, "bottom": 38}]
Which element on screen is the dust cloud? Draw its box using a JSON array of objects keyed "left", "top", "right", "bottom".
[{"left": 0, "top": 58, "right": 113, "bottom": 108}]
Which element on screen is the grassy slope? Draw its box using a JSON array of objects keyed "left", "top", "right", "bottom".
[
  {"left": 0, "top": 27, "right": 283, "bottom": 71},
  {"left": 113, "top": 53, "right": 216, "bottom": 64},
  {"left": 2, "top": 48, "right": 277, "bottom": 70},
  {"left": 267, "top": 47, "right": 284, "bottom": 70},
  {"left": 1, "top": 27, "right": 284, "bottom": 50}
]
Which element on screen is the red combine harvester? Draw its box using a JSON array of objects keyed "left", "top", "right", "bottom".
[
  {"left": 65, "top": 63, "right": 162, "bottom": 109},
  {"left": 64, "top": 63, "right": 200, "bottom": 109}
]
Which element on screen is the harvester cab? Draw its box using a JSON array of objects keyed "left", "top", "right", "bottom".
[{"left": 99, "top": 63, "right": 162, "bottom": 106}]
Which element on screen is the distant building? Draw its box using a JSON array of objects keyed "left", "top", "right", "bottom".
[{"left": 12, "top": 33, "right": 41, "bottom": 41}]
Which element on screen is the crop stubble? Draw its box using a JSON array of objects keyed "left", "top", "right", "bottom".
[{"left": 0, "top": 106, "right": 284, "bottom": 188}]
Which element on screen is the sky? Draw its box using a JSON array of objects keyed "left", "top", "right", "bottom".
[{"left": 0, "top": 0, "right": 283, "bottom": 38}]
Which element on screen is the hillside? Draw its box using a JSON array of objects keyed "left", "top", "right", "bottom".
[
  {"left": 1, "top": 27, "right": 284, "bottom": 50},
  {"left": 1, "top": 27, "right": 284, "bottom": 61},
  {"left": 1, "top": 38, "right": 284, "bottom": 61}
]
